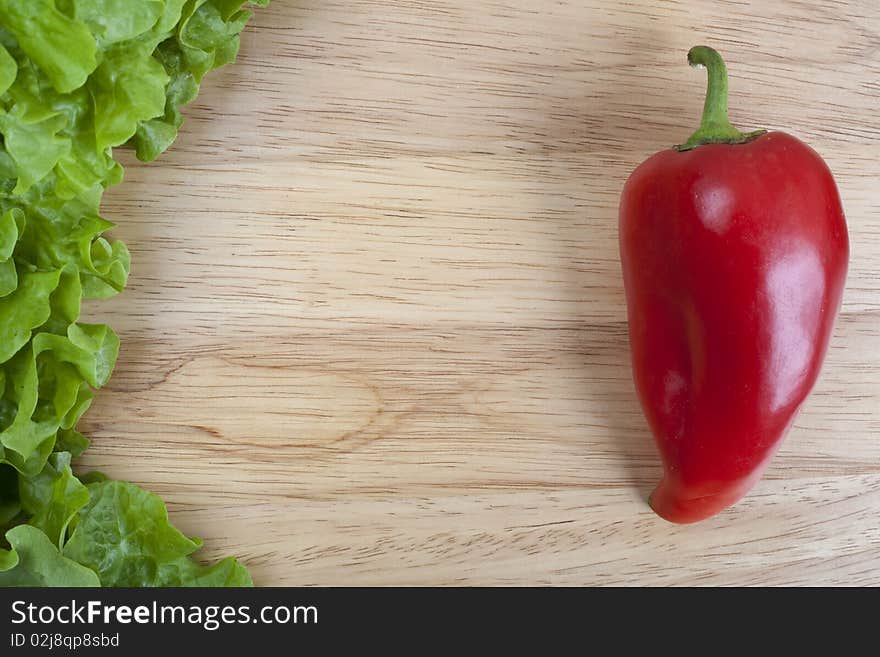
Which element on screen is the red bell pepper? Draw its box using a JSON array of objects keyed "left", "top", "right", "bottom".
[{"left": 618, "top": 46, "right": 849, "bottom": 523}]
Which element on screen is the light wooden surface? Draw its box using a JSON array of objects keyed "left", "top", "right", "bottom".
[{"left": 77, "top": 1, "right": 880, "bottom": 585}]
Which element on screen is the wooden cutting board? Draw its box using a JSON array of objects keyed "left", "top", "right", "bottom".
[{"left": 78, "top": 0, "right": 880, "bottom": 586}]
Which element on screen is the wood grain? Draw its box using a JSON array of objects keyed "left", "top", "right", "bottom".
[{"left": 77, "top": 0, "right": 880, "bottom": 585}]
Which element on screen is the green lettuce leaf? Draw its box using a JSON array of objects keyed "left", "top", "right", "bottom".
[
  {"left": 0, "top": 0, "right": 267, "bottom": 586},
  {"left": 0, "top": 208, "right": 23, "bottom": 297},
  {"left": 0, "top": 269, "right": 61, "bottom": 363},
  {"left": 64, "top": 480, "right": 251, "bottom": 587},
  {"left": 90, "top": 42, "right": 170, "bottom": 151},
  {"left": 0, "top": 0, "right": 97, "bottom": 94},
  {"left": 134, "top": 0, "right": 266, "bottom": 161},
  {"left": 73, "top": 0, "right": 166, "bottom": 47},
  {"left": 0, "top": 44, "right": 16, "bottom": 97},
  {"left": 19, "top": 452, "right": 90, "bottom": 547},
  {"left": 0, "top": 524, "right": 100, "bottom": 586},
  {"left": 158, "top": 554, "right": 253, "bottom": 586}
]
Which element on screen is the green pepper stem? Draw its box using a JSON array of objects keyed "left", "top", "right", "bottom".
[{"left": 675, "top": 46, "right": 766, "bottom": 151}]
